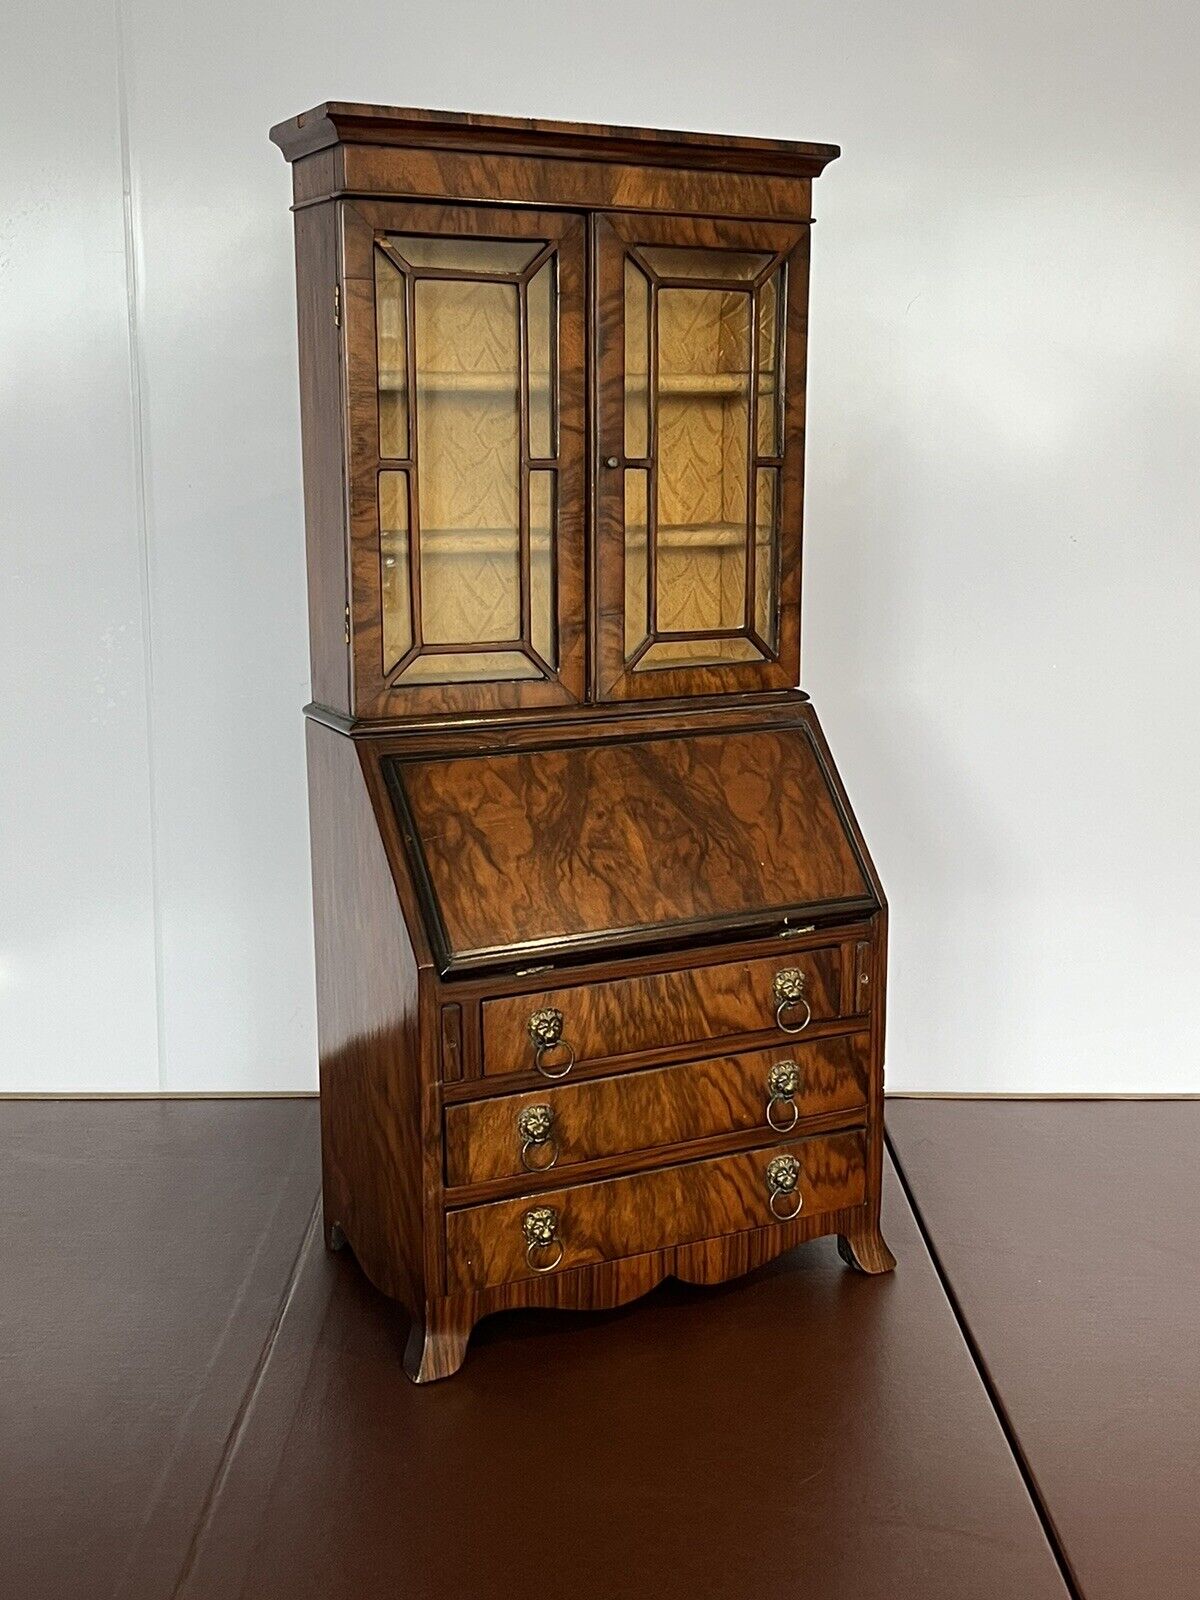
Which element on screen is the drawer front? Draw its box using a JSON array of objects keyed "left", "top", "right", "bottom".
[
  {"left": 445, "top": 1032, "right": 869, "bottom": 1187},
  {"left": 481, "top": 946, "right": 842, "bottom": 1078},
  {"left": 445, "top": 1129, "right": 866, "bottom": 1291}
]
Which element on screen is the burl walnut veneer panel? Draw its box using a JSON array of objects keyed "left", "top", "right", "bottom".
[
  {"left": 390, "top": 724, "right": 875, "bottom": 971},
  {"left": 447, "top": 1129, "right": 866, "bottom": 1291},
  {"left": 445, "top": 1032, "right": 869, "bottom": 1186},
  {"left": 481, "top": 944, "right": 844, "bottom": 1076},
  {"left": 278, "top": 102, "right": 894, "bottom": 1382}
]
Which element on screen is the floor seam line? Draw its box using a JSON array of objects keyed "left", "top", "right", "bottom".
[
  {"left": 886, "top": 1128, "right": 1087, "bottom": 1600},
  {"left": 169, "top": 1190, "right": 322, "bottom": 1599}
]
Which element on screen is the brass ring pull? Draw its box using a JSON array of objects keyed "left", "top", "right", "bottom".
[
  {"left": 527, "top": 1008, "right": 575, "bottom": 1079},
  {"left": 767, "top": 1096, "right": 799, "bottom": 1132},
  {"left": 534, "top": 1042, "right": 575, "bottom": 1080},
  {"left": 765, "top": 1061, "right": 800, "bottom": 1132},
  {"left": 517, "top": 1104, "right": 559, "bottom": 1172},
  {"left": 521, "top": 1136, "right": 559, "bottom": 1172},
  {"left": 773, "top": 969, "right": 812, "bottom": 1035},
  {"left": 527, "top": 1237, "right": 564, "bottom": 1272},
  {"left": 765, "top": 1154, "right": 803, "bottom": 1222},
  {"left": 522, "top": 1206, "right": 564, "bottom": 1273}
]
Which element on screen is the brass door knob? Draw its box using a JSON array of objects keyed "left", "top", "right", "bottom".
[
  {"left": 765, "top": 1154, "right": 803, "bottom": 1221},
  {"left": 527, "top": 1007, "right": 575, "bottom": 1079},
  {"left": 765, "top": 1060, "right": 800, "bottom": 1131},
  {"left": 517, "top": 1103, "right": 558, "bottom": 1171},
  {"left": 522, "top": 1205, "right": 564, "bottom": 1272},
  {"left": 773, "top": 968, "right": 812, "bottom": 1035}
]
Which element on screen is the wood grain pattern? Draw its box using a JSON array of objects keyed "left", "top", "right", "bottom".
[
  {"left": 446, "top": 1130, "right": 866, "bottom": 1291},
  {"left": 271, "top": 101, "right": 840, "bottom": 178},
  {"left": 593, "top": 211, "right": 811, "bottom": 701},
  {"left": 482, "top": 944, "right": 843, "bottom": 1076},
  {"left": 336, "top": 690, "right": 809, "bottom": 755},
  {"left": 393, "top": 724, "right": 874, "bottom": 970},
  {"left": 280, "top": 105, "right": 891, "bottom": 1380},
  {"left": 307, "top": 721, "right": 429, "bottom": 1309},
  {"left": 411, "top": 1192, "right": 874, "bottom": 1380},
  {"left": 444, "top": 1032, "right": 869, "bottom": 1186},
  {"left": 292, "top": 202, "right": 349, "bottom": 714},
  {"left": 339, "top": 201, "right": 587, "bottom": 719},
  {"left": 328, "top": 148, "right": 814, "bottom": 223}
]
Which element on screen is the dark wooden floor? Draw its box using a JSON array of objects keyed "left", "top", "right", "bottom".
[
  {"left": 887, "top": 1098, "right": 1200, "bottom": 1600},
  {"left": 2, "top": 1098, "right": 1195, "bottom": 1599}
]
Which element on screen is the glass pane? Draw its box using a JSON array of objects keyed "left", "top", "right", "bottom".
[
  {"left": 379, "top": 471, "right": 411, "bottom": 674},
  {"left": 414, "top": 276, "right": 521, "bottom": 644},
  {"left": 624, "top": 469, "right": 649, "bottom": 657},
  {"left": 656, "top": 286, "right": 750, "bottom": 636},
  {"left": 639, "top": 246, "right": 772, "bottom": 282},
  {"left": 375, "top": 251, "right": 409, "bottom": 459},
  {"left": 530, "top": 470, "right": 556, "bottom": 668},
  {"left": 527, "top": 259, "right": 556, "bottom": 460},
  {"left": 386, "top": 236, "right": 544, "bottom": 274},
  {"left": 624, "top": 260, "right": 650, "bottom": 458},
  {"left": 398, "top": 650, "right": 539, "bottom": 684},
  {"left": 754, "top": 468, "right": 779, "bottom": 650},
  {"left": 634, "top": 636, "right": 764, "bottom": 671},
  {"left": 756, "top": 269, "right": 783, "bottom": 458}
]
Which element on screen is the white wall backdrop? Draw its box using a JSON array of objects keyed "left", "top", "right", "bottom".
[{"left": 5, "top": 0, "right": 1199, "bottom": 1092}]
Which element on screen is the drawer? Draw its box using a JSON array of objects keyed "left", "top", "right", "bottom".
[
  {"left": 481, "top": 945, "right": 843, "bottom": 1078},
  {"left": 445, "top": 1032, "right": 868, "bottom": 1187},
  {"left": 445, "top": 1129, "right": 866, "bottom": 1291}
]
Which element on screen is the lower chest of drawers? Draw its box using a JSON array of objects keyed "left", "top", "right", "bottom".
[{"left": 440, "top": 936, "right": 877, "bottom": 1293}]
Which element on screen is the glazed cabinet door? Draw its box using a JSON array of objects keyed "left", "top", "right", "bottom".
[
  {"left": 594, "top": 213, "right": 810, "bottom": 700},
  {"left": 341, "top": 202, "right": 586, "bottom": 716}
]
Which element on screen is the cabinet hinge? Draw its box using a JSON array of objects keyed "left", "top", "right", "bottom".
[
  {"left": 333, "top": 283, "right": 341, "bottom": 327},
  {"left": 344, "top": 605, "right": 350, "bottom": 645}
]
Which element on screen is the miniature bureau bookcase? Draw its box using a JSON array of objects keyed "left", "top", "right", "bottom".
[{"left": 271, "top": 102, "right": 894, "bottom": 1381}]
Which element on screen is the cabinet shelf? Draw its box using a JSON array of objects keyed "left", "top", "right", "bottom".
[
  {"left": 378, "top": 369, "right": 548, "bottom": 395},
  {"left": 379, "top": 523, "right": 759, "bottom": 558},
  {"left": 630, "top": 522, "right": 760, "bottom": 551},
  {"left": 660, "top": 374, "right": 759, "bottom": 396},
  {"left": 380, "top": 525, "right": 546, "bottom": 557},
  {"left": 378, "top": 371, "right": 773, "bottom": 397}
]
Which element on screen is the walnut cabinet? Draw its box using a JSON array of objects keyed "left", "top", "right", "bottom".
[{"left": 272, "top": 102, "right": 893, "bottom": 1380}]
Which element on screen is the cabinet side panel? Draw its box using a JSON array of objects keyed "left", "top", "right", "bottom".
[
  {"left": 799, "top": 701, "right": 889, "bottom": 1232},
  {"left": 294, "top": 203, "right": 350, "bottom": 713},
  {"left": 307, "top": 721, "right": 423, "bottom": 1307}
]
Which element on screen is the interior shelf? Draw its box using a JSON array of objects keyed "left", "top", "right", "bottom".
[
  {"left": 378, "top": 523, "right": 763, "bottom": 557},
  {"left": 380, "top": 526, "right": 547, "bottom": 556},
  {"left": 378, "top": 369, "right": 547, "bottom": 395},
  {"left": 377, "top": 371, "right": 773, "bottom": 397}
]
